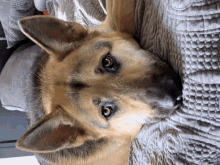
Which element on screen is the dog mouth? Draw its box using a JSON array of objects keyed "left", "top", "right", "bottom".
[
  {"left": 151, "top": 95, "right": 182, "bottom": 116},
  {"left": 145, "top": 102, "right": 181, "bottom": 124}
]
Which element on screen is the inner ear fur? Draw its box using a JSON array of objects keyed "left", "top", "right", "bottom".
[
  {"left": 18, "top": 15, "right": 87, "bottom": 61},
  {"left": 100, "top": 0, "right": 136, "bottom": 35},
  {"left": 16, "top": 106, "right": 92, "bottom": 153}
]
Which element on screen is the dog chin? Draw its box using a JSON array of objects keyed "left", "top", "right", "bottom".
[
  {"left": 144, "top": 116, "right": 170, "bottom": 124},
  {"left": 144, "top": 107, "right": 179, "bottom": 124}
]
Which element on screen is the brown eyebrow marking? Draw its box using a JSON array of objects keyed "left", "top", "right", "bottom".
[
  {"left": 94, "top": 41, "right": 112, "bottom": 50},
  {"left": 92, "top": 121, "right": 110, "bottom": 129}
]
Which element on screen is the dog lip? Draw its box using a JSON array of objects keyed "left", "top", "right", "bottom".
[
  {"left": 155, "top": 98, "right": 182, "bottom": 112},
  {"left": 153, "top": 104, "right": 180, "bottom": 120},
  {"left": 172, "top": 103, "right": 181, "bottom": 110},
  {"left": 144, "top": 116, "right": 169, "bottom": 124},
  {"left": 144, "top": 117, "right": 161, "bottom": 124}
]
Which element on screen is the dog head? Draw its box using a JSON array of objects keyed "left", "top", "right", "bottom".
[{"left": 16, "top": 0, "right": 182, "bottom": 162}]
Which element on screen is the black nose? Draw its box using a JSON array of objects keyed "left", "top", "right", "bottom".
[
  {"left": 147, "top": 71, "right": 182, "bottom": 110},
  {"left": 175, "top": 95, "right": 182, "bottom": 108}
]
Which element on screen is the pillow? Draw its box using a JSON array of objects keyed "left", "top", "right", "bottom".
[
  {"left": 0, "top": 42, "right": 41, "bottom": 111},
  {"left": 42, "top": 0, "right": 106, "bottom": 26},
  {"left": 0, "top": 0, "right": 35, "bottom": 48}
]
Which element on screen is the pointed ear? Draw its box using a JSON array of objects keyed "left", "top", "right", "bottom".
[
  {"left": 16, "top": 106, "right": 92, "bottom": 153},
  {"left": 18, "top": 16, "right": 87, "bottom": 61},
  {"left": 103, "top": 0, "right": 136, "bottom": 35}
]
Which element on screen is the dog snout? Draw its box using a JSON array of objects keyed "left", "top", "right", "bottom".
[
  {"left": 146, "top": 67, "right": 182, "bottom": 110},
  {"left": 147, "top": 87, "right": 182, "bottom": 110},
  {"left": 160, "top": 74, "right": 182, "bottom": 109}
]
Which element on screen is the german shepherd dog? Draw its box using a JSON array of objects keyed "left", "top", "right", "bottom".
[{"left": 16, "top": 0, "right": 182, "bottom": 164}]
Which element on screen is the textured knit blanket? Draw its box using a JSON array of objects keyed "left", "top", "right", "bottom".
[{"left": 33, "top": 0, "right": 220, "bottom": 164}]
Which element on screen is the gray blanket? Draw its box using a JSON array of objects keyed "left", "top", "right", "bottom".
[
  {"left": 1, "top": 0, "right": 220, "bottom": 164},
  {"left": 131, "top": 1, "right": 220, "bottom": 165}
]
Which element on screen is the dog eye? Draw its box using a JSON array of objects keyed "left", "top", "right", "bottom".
[
  {"left": 101, "top": 104, "right": 117, "bottom": 119},
  {"left": 101, "top": 106, "right": 112, "bottom": 118},
  {"left": 102, "top": 55, "right": 118, "bottom": 72},
  {"left": 103, "top": 56, "right": 113, "bottom": 67}
]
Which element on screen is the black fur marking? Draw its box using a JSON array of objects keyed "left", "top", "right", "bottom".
[
  {"left": 94, "top": 41, "right": 112, "bottom": 50},
  {"left": 68, "top": 80, "right": 89, "bottom": 105},
  {"left": 71, "top": 80, "right": 88, "bottom": 91}
]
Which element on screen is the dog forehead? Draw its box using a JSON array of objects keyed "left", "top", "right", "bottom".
[
  {"left": 84, "top": 31, "right": 137, "bottom": 52},
  {"left": 62, "top": 32, "right": 139, "bottom": 68}
]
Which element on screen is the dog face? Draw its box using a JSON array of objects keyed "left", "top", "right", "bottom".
[{"left": 16, "top": 0, "right": 182, "bottom": 164}]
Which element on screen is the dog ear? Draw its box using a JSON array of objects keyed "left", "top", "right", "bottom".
[
  {"left": 101, "top": 0, "right": 136, "bottom": 35},
  {"left": 16, "top": 106, "right": 93, "bottom": 153},
  {"left": 18, "top": 16, "right": 87, "bottom": 61}
]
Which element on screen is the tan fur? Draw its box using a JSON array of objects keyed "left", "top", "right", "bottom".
[{"left": 16, "top": 0, "right": 182, "bottom": 165}]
